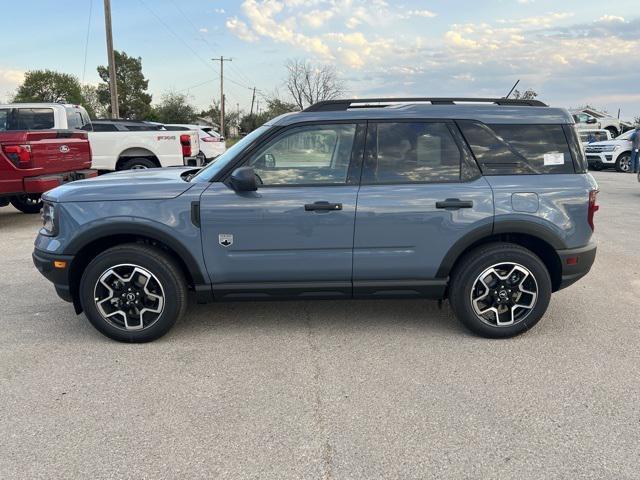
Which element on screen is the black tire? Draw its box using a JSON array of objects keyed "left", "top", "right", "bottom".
[
  {"left": 79, "top": 243, "right": 187, "bottom": 342},
  {"left": 449, "top": 242, "right": 552, "bottom": 338},
  {"left": 10, "top": 194, "right": 43, "bottom": 214},
  {"left": 616, "top": 153, "right": 631, "bottom": 172},
  {"left": 119, "top": 157, "right": 158, "bottom": 170}
]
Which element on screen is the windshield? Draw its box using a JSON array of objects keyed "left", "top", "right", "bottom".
[{"left": 191, "top": 125, "right": 271, "bottom": 182}]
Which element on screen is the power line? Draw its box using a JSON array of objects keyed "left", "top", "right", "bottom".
[
  {"left": 138, "top": 0, "right": 216, "bottom": 73},
  {"left": 82, "top": 0, "right": 93, "bottom": 83}
]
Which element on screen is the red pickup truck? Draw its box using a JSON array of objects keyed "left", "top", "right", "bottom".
[{"left": 0, "top": 129, "right": 95, "bottom": 213}]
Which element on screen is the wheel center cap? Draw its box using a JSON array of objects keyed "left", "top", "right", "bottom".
[
  {"left": 126, "top": 293, "right": 136, "bottom": 301},
  {"left": 498, "top": 290, "right": 508, "bottom": 300}
]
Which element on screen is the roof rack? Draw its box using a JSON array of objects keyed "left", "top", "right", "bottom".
[{"left": 304, "top": 97, "right": 547, "bottom": 112}]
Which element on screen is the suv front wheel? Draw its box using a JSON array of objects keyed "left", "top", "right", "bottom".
[
  {"left": 449, "top": 243, "right": 552, "bottom": 338},
  {"left": 79, "top": 244, "right": 187, "bottom": 342}
]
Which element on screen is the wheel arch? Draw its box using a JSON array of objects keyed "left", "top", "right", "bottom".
[
  {"left": 116, "top": 147, "right": 160, "bottom": 169},
  {"left": 66, "top": 223, "right": 209, "bottom": 312},
  {"left": 437, "top": 223, "right": 564, "bottom": 293}
]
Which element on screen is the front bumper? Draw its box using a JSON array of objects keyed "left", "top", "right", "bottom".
[
  {"left": 585, "top": 152, "right": 615, "bottom": 168},
  {"left": 32, "top": 249, "right": 75, "bottom": 303},
  {"left": 556, "top": 242, "right": 597, "bottom": 291},
  {"left": 24, "top": 169, "right": 97, "bottom": 194}
]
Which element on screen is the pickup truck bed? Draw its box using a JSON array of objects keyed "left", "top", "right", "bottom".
[{"left": 0, "top": 129, "right": 95, "bottom": 213}]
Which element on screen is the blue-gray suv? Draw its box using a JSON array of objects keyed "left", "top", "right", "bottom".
[{"left": 33, "top": 98, "right": 599, "bottom": 342}]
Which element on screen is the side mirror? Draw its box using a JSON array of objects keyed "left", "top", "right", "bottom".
[
  {"left": 230, "top": 166, "right": 258, "bottom": 192},
  {"left": 586, "top": 118, "right": 597, "bottom": 124}
]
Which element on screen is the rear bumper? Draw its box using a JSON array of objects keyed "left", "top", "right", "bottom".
[
  {"left": 32, "top": 249, "right": 75, "bottom": 303},
  {"left": 23, "top": 169, "right": 97, "bottom": 194},
  {"left": 184, "top": 153, "right": 206, "bottom": 167},
  {"left": 556, "top": 242, "right": 597, "bottom": 291}
]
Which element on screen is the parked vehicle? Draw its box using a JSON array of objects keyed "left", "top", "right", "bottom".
[
  {"left": 0, "top": 106, "right": 95, "bottom": 213},
  {"left": 584, "top": 129, "right": 635, "bottom": 171},
  {"left": 162, "top": 124, "right": 226, "bottom": 161},
  {"left": 33, "top": 97, "right": 598, "bottom": 342},
  {"left": 0, "top": 104, "right": 204, "bottom": 171},
  {"left": 571, "top": 107, "right": 623, "bottom": 138}
]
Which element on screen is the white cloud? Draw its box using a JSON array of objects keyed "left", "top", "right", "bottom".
[
  {"left": 404, "top": 9, "right": 437, "bottom": 19},
  {"left": 214, "top": 8, "right": 225, "bottom": 14},
  {"left": 199, "top": 27, "right": 208, "bottom": 33},
  {"left": 598, "top": 15, "right": 625, "bottom": 23},
  {"left": 226, "top": 17, "right": 259, "bottom": 42},
  {"left": 0, "top": 68, "right": 24, "bottom": 100},
  {"left": 300, "top": 9, "right": 334, "bottom": 28}
]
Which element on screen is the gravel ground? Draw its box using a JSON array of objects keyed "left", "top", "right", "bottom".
[{"left": 0, "top": 171, "right": 639, "bottom": 479}]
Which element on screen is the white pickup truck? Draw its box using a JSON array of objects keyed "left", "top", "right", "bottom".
[{"left": 0, "top": 103, "right": 203, "bottom": 171}]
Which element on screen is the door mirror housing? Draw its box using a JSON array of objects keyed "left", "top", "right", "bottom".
[
  {"left": 586, "top": 117, "right": 597, "bottom": 124},
  {"left": 230, "top": 166, "right": 258, "bottom": 192}
]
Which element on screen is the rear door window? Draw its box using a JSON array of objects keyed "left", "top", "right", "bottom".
[
  {"left": 363, "top": 122, "right": 462, "bottom": 184},
  {"left": 458, "top": 121, "right": 575, "bottom": 175}
]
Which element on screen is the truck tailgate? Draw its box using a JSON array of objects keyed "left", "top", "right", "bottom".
[{"left": 27, "top": 130, "right": 92, "bottom": 173}]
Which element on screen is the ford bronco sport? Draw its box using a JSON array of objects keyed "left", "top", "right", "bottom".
[{"left": 33, "top": 98, "right": 598, "bottom": 342}]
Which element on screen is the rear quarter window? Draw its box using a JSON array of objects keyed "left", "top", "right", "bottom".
[
  {"left": 8, "top": 108, "right": 55, "bottom": 130},
  {"left": 458, "top": 121, "right": 575, "bottom": 175}
]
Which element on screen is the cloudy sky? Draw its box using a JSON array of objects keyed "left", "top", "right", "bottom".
[{"left": 2, "top": 0, "right": 639, "bottom": 119}]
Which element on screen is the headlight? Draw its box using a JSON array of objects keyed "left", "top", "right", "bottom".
[
  {"left": 41, "top": 202, "right": 57, "bottom": 235},
  {"left": 601, "top": 145, "right": 618, "bottom": 152}
]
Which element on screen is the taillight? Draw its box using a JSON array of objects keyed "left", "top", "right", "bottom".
[
  {"left": 2, "top": 144, "right": 32, "bottom": 168},
  {"left": 588, "top": 189, "right": 599, "bottom": 231},
  {"left": 180, "top": 134, "right": 192, "bottom": 157}
]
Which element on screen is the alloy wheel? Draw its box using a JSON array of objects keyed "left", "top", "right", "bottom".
[
  {"left": 470, "top": 262, "right": 538, "bottom": 327},
  {"left": 93, "top": 264, "right": 165, "bottom": 331}
]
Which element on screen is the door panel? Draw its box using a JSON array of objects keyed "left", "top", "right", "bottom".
[
  {"left": 352, "top": 120, "right": 494, "bottom": 294},
  {"left": 199, "top": 122, "right": 364, "bottom": 296},
  {"left": 353, "top": 178, "right": 494, "bottom": 281},
  {"left": 200, "top": 184, "right": 358, "bottom": 286}
]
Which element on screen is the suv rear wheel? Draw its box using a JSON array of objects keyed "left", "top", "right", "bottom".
[
  {"left": 449, "top": 243, "right": 552, "bottom": 338},
  {"left": 79, "top": 244, "right": 187, "bottom": 342}
]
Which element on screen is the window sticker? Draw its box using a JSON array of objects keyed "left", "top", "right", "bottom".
[{"left": 543, "top": 153, "right": 564, "bottom": 166}]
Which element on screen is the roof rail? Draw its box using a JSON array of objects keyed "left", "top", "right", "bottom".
[{"left": 304, "top": 97, "right": 548, "bottom": 112}]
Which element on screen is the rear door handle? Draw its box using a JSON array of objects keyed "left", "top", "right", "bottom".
[
  {"left": 304, "top": 201, "right": 343, "bottom": 211},
  {"left": 436, "top": 198, "right": 474, "bottom": 210}
]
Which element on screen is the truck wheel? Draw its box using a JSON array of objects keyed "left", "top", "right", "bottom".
[
  {"left": 448, "top": 242, "right": 552, "bottom": 338},
  {"left": 79, "top": 244, "right": 187, "bottom": 342},
  {"left": 616, "top": 153, "right": 631, "bottom": 172},
  {"left": 120, "top": 157, "right": 157, "bottom": 170},
  {"left": 10, "top": 194, "right": 43, "bottom": 214}
]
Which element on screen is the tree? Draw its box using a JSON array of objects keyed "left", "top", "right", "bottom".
[
  {"left": 80, "top": 84, "right": 107, "bottom": 119},
  {"left": 284, "top": 59, "right": 344, "bottom": 110},
  {"left": 152, "top": 91, "right": 197, "bottom": 124},
  {"left": 240, "top": 96, "right": 297, "bottom": 134},
  {"left": 13, "top": 70, "right": 83, "bottom": 104},
  {"left": 511, "top": 88, "right": 538, "bottom": 101},
  {"left": 97, "top": 51, "right": 152, "bottom": 119}
]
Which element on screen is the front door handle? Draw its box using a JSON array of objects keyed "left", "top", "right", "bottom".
[
  {"left": 436, "top": 198, "right": 474, "bottom": 210},
  {"left": 304, "top": 201, "right": 343, "bottom": 212}
]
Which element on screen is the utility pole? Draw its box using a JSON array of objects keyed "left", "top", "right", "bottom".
[
  {"left": 250, "top": 87, "right": 256, "bottom": 116},
  {"left": 215, "top": 56, "right": 232, "bottom": 136},
  {"left": 103, "top": 0, "right": 119, "bottom": 118}
]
